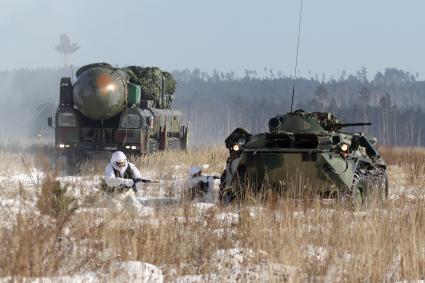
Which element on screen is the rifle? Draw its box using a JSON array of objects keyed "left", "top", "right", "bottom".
[
  {"left": 131, "top": 178, "right": 160, "bottom": 193},
  {"left": 133, "top": 178, "right": 160, "bottom": 184}
]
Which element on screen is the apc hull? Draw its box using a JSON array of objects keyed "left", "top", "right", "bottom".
[
  {"left": 224, "top": 149, "right": 355, "bottom": 198},
  {"left": 219, "top": 110, "right": 388, "bottom": 204}
]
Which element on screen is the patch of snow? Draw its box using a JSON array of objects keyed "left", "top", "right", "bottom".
[
  {"left": 245, "top": 206, "right": 265, "bottom": 218},
  {"left": 211, "top": 248, "right": 268, "bottom": 270},
  {"left": 0, "top": 271, "right": 99, "bottom": 283},
  {"left": 212, "top": 228, "right": 237, "bottom": 238},
  {"left": 174, "top": 262, "right": 301, "bottom": 283},
  {"left": 121, "top": 193, "right": 154, "bottom": 216},
  {"left": 107, "top": 261, "right": 163, "bottom": 282},
  {"left": 173, "top": 215, "right": 207, "bottom": 226},
  {"left": 191, "top": 202, "right": 216, "bottom": 213},
  {"left": 0, "top": 262, "right": 163, "bottom": 283},
  {"left": 215, "top": 212, "right": 239, "bottom": 225},
  {"left": 0, "top": 195, "right": 39, "bottom": 229},
  {"left": 385, "top": 255, "right": 402, "bottom": 282},
  {"left": 303, "top": 245, "right": 329, "bottom": 262},
  {"left": 77, "top": 207, "right": 109, "bottom": 216}
]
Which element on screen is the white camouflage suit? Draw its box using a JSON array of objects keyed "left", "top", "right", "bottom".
[
  {"left": 105, "top": 151, "right": 143, "bottom": 188},
  {"left": 184, "top": 166, "right": 215, "bottom": 201}
]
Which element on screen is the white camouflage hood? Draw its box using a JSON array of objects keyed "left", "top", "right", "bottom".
[{"left": 111, "top": 151, "right": 128, "bottom": 175}]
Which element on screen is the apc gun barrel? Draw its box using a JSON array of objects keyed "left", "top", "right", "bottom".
[{"left": 339, "top": 123, "right": 371, "bottom": 127}]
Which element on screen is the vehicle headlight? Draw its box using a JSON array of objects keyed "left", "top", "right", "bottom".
[
  {"left": 232, "top": 144, "right": 240, "bottom": 151},
  {"left": 58, "top": 144, "right": 70, "bottom": 149},
  {"left": 340, "top": 143, "right": 349, "bottom": 152}
]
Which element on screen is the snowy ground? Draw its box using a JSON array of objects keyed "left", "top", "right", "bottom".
[{"left": 0, "top": 162, "right": 424, "bottom": 282}]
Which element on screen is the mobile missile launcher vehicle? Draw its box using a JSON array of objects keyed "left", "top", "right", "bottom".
[
  {"left": 48, "top": 63, "right": 189, "bottom": 173},
  {"left": 219, "top": 110, "right": 388, "bottom": 204}
]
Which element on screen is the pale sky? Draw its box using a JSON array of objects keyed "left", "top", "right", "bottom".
[{"left": 0, "top": 0, "right": 424, "bottom": 78}]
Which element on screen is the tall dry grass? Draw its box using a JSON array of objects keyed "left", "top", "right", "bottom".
[
  {"left": 0, "top": 146, "right": 424, "bottom": 281},
  {"left": 381, "top": 147, "right": 425, "bottom": 186},
  {"left": 76, "top": 146, "right": 228, "bottom": 179}
]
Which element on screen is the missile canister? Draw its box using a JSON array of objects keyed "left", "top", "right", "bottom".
[{"left": 73, "top": 67, "right": 128, "bottom": 120}]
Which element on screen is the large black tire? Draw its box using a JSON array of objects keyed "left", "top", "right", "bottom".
[
  {"left": 219, "top": 188, "right": 235, "bottom": 205},
  {"left": 351, "top": 172, "right": 370, "bottom": 206},
  {"left": 149, "top": 139, "right": 158, "bottom": 153},
  {"left": 370, "top": 168, "right": 389, "bottom": 200},
  {"left": 351, "top": 168, "right": 388, "bottom": 206},
  {"left": 167, "top": 138, "right": 181, "bottom": 151},
  {"left": 219, "top": 169, "right": 247, "bottom": 205},
  {"left": 219, "top": 170, "right": 233, "bottom": 204},
  {"left": 383, "top": 172, "right": 389, "bottom": 198}
]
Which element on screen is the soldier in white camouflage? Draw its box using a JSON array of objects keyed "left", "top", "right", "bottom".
[
  {"left": 184, "top": 166, "right": 218, "bottom": 201},
  {"left": 104, "top": 151, "right": 143, "bottom": 193}
]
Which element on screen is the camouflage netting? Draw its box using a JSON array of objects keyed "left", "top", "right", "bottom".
[
  {"left": 76, "top": 63, "right": 176, "bottom": 100},
  {"left": 125, "top": 66, "right": 176, "bottom": 99},
  {"left": 126, "top": 66, "right": 161, "bottom": 100},
  {"left": 162, "top": 71, "right": 176, "bottom": 94}
]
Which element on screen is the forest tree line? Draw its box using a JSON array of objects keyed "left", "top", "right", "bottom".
[
  {"left": 173, "top": 67, "right": 425, "bottom": 146},
  {"left": 0, "top": 66, "right": 424, "bottom": 146}
]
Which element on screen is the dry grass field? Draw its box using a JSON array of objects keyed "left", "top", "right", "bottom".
[{"left": 0, "top": 141, "right": 424, "bottom": 282}]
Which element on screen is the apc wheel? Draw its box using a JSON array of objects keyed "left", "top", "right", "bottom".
[
  {"left": 218, "top": 170, "right": 231, "bottom": 204},
  {"left": 219, "top": 171, "right": 246, "bottom": 205},
  {"left": 363, "top": 168, "right": 389, "bottom": 203},
  {"left": 149, "top": 139, "right": 158, "bottom": 153},
  {"left": 167, "top": 138, "right": 181, "bottom": 151},
  {"left": 219, "top": 188, "right": 235, "bottom": 205},
  {"left": 351, "top": 173, "right": 369, "bottom": 206},
  {"left": 383, "top": 172, "right": 389, "bottom": 199},
  {"left": 374, "top": 169, "right": 389, "bottom": 200}
]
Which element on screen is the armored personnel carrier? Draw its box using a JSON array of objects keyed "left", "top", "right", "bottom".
[
  {"left": 219, "top": 110, "right": 388, "bottom": 204},
  {"left": 48, "top": 63, "right": 189, "bottom": 173}
]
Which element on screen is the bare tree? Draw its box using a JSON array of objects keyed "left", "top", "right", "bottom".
[
  {"left": 313, "top": 84, "right": 329, "bottom": 112},
  {"left": 55, "top": 34, "right": 80, "bottom": 67},
  {"left": 379, "top": 92, "right": 392, "bottom": 144},
  {"left": 358, "top": 86, "right": 371, "bottom": 130}
]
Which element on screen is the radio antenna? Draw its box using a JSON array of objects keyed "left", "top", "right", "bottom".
[{"left": 290, "top": 0, "right": 304, "bottom": 112}]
